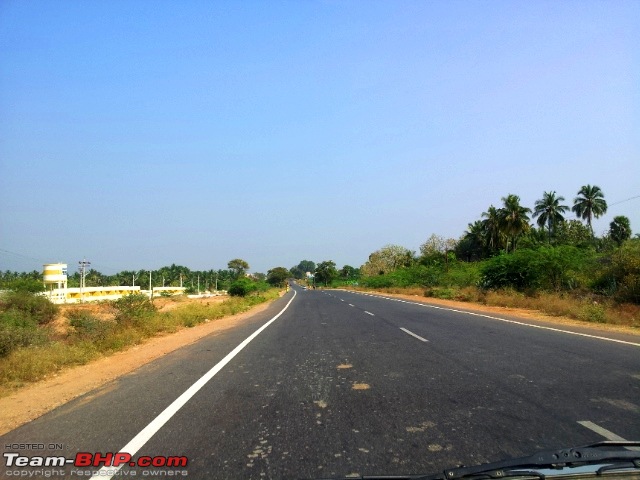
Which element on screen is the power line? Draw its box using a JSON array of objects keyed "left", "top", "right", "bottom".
[{"left": 609, "top": 195, "right": 640, "bottom": 207}]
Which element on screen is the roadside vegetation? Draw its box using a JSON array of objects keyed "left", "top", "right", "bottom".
[
  {"left": 0, "top": 277, "right": 280, "bottom": 396},
  {"left": 290, "top": 186, "right": 639, "bottom": 329}
]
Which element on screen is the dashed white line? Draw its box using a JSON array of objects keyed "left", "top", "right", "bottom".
[
  {"left": 364, "top": 311, "right": 374, "bottom": 316},
  {"left": 400, "top": 327, "right": 429, "bottom": 342},
  {"left": 339, "top": 290, "right": 640, "bottom": 347},
  {"left": 349, "top": 304, "right": 354, "bottom": 307}
]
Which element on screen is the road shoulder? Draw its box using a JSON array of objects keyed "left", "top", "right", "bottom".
[
  {"left": 339, "top": 288, "right": 640, "bottom": 342},
  {"left": 0, "top": 300, "right": 276, "bottom": 435}
]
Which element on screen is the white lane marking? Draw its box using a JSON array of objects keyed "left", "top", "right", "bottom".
[
  {"left": 349, "top": 304, "right": 354, "bottom": 307},
  {"left": 578, "top": 421, "right": 640, "bottom": 451},
  {"left": 400, "top": 327, "right": 429, "bottom": 342},
  {"left": 91, "top": 290, "right": 298, "bottom": 479},
  {"left": 364, "top": 311, "right": 374, "bottom": 316},
  {"left": 578, "top": 421, "right": 627, "bottom": 441},
  {"left": 341, "top": 299, "right": 345, "bottom": 302},
  {"left": 338, "top": 290, "right": 640, "bottom": 347}
]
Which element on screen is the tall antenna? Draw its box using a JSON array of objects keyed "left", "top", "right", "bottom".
[{"left": 78, "top": 259, "right": 90, "bottom": 303}]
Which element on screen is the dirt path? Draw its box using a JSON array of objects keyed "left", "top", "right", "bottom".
[{"left": 1, "top": 290, "right": 637, "bottom": 436}]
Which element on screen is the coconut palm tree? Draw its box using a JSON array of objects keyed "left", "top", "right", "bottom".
[
  {"left": 572, "top": 185, "right": 607, "bottom": 235},
  {"left": 498, "top": 194, "right": 531, "bottom": 253},
  {"left": 532, "top": 191, "right": 569, "bottom": 242},
  {"left": 481, "top": 205, "right": 504, "bottom": 254}
]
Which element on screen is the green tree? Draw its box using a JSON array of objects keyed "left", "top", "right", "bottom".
[
  {"left": 481, "top": 205, "right": 504, "bottom": 254},
  {"left": 339, "top": 265, "right": 358, "bottom": 280},
  {"left": 266, "top": 267, "right": 290, "bottom": 287},
  {"left": 361, "top": 245, "right": 414, "bottom": 276},
  {"left": 456, "top": 221, "right": 486, "bottom": 261},
  {"left": 554, "top": 219, "right": 593, "bottom": 247},
  {"left": 498, "top": 194, "right": 531, "bottom": 253},
  {"left": 315, "top": 261, "right": 337, "bottom": 286},
  {"left": 532, "top": 191, "right": 569, "bottom": 242},
  {"left": 572, "top": 184, "right": 607, "bottom": 235},
  {"left": 609, "top": 216, "right": 631, "bottom": 246},
  {"left": 419, "top": 234, "right": 457, "bottom": 263},
  {"left": 227, "top": 259, "right": 250, "bottom": 278}
]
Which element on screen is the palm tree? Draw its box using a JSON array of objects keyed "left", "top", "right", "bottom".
[
  {"left": 481, "top": 205, "right": 504, "bottom": 254},
  {"left": 572, "top": 185, "right": 607, "bottom": 235},
  {"left": 498, "top": 194, "right": 531, "bottom": 253},
  {"left": 532, "top": 191, "right": 569, "bottom": 242},
  {"left": 609, "top": 215, "right": 631, "bottom": 246},
  {"left": 460, "top": 220, "right": 486, "bottom": 260}
]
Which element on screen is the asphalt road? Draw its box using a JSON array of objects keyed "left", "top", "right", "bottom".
[{"left": 2, "top": 284, "right": 639, "bottom": 479}]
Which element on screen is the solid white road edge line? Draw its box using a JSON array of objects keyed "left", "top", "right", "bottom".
[
  {"left": 91, "top": 290, "right": 298, "bottom": 480},
  {"left": 340, "top": 290, "right": 640, "bottom": 347},
  {"left": 400, "top": 327, "right": 429, "bottom": 342}
]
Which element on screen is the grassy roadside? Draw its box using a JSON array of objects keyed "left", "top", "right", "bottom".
[
  {"left": 0, "top": 290, "right": 280, "bottom": 396},
  {"left": 346, "top": 285, "right": 640, "bottom": 329}
]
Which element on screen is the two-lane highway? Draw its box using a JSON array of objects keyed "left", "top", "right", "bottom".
[{"left": 2, "top": 285, "right": 639, "bottom": 479}]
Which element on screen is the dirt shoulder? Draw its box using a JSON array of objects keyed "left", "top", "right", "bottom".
[{"left": 0, "top": 297, "right": 274, "bottom": 435}]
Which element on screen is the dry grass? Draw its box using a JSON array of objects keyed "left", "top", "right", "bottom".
[{"left": 0, "top": 291, "right": 280, "bottom": 390}]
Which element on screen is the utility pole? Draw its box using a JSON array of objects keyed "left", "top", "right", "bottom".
[
  {"left": 197, "top": 274, "right": 200, "bottom": 294},
  {"left": 149, "top": 270, "right": 152, "bottom": 298},
  {"left": 78, "top": 259, "right": 90, "bottom": 303}
]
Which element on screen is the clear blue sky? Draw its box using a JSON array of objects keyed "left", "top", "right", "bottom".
[{"left": 1, "top": 0, "right": 638, "bottom": 274}]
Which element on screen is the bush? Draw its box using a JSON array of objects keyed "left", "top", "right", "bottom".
[
  {"left": 480, "top": 246, "right": 588, "bottom": 291},
  {"left": 111, "top": 294, "right": 156, "bottom": 326},
  {"left": 67, "top": 309, "right": 114, "bottom": 341},
  {"left": 0, "top": 290, "right": 58, "bottom": 325},
  {"left": 579, "top": 302, "right": 607, "bottom": 323},
  {"left": 228, "top": 278, "right": 258, "bottom": 297},
  {"left": 0, "top": 310, "right": 48, "bottom": 357},
  {"left": 610, "top": 240, "right": 640, "bottom": 303}
]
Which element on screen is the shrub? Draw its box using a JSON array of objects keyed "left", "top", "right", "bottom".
[
  {"left": 480, "top": 246, "right": 588, "bottom": 291},
  {"left": 228, "top": 278, "right": 258, "bottom": 297},
  {"left": 610, "top": 240, "right": 640, "bottom": 303},
  {"left": 111, "top": 294, "right": 156, "bottom": 326},
  {"left": 579, "top": 302, "right": 607, "bottom": 323},
  {"left": 67, "top": 309, "right": 114, "bottom": 341},
  {"left": 0, "top": 290, "right": 58, "bottom": 325},
  {"left": 0, "top": 310, "right": 48, "bottom": 357}
]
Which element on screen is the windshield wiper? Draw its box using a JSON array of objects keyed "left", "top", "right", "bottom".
[
  {"left": 318, "top": 441, "right": 640, "bottom": 480},
  {"left": 441, "top": 441, "right": 640, "bottom": 480}
]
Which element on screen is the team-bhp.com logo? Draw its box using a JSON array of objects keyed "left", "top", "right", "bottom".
[{"left": 5, "top": 452, "right": 188, "bottom": 468}]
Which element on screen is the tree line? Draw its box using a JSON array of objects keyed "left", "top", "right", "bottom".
[{"left": 356, "top": 185, "right": 638, "bottom": 305}]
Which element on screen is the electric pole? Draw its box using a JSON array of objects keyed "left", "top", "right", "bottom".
[{"left": 78, "top": 259, "right": 90, "bottom": 303}]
